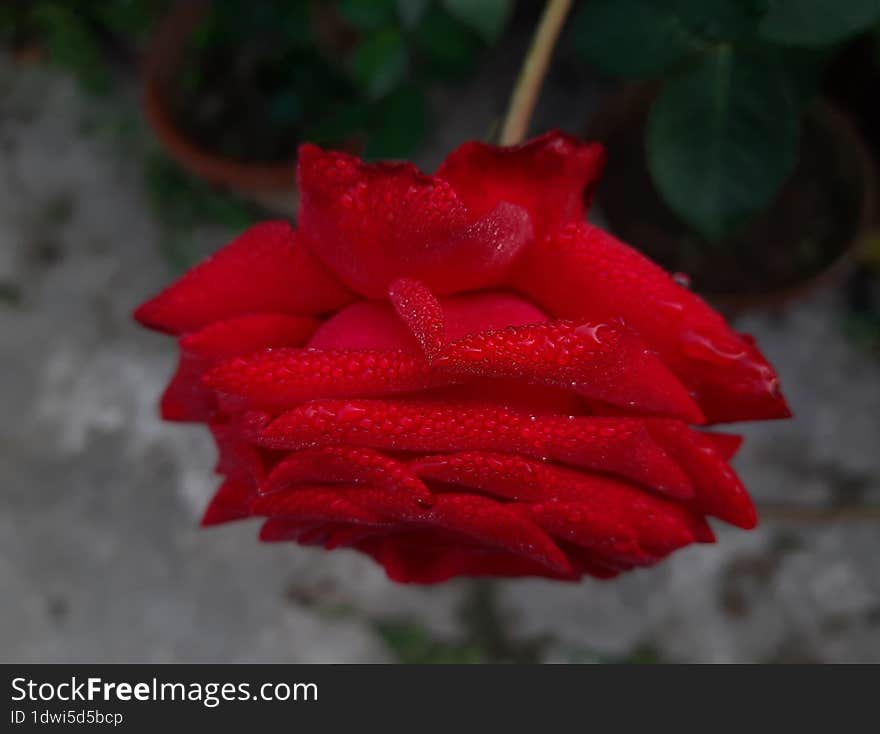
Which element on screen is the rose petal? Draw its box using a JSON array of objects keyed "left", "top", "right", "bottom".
[
  {"left": 259, "top": 399, "right": 691, "bottom": 496},
  {"left": 201, "top": 478, "right": 254, "bottom": 526},
  {"left": 356, "top": 529, "right": 575, "bottom": 583},
  {"left": 253, "top": 486, "right": 387, "bottom": 528},
  {"left": 135, "top": 221, "right": 354, "bottom": 334},
  {"left": 258, "top": 518, "right": 388, "bottom": 547},
  {"left": 309, "top": 291, "right": 548, "bottom": 354},
  {"left": 388, "top": 278, "right": 446, "bottom": 359},
  {"left": 161, "top": 314, "right": 318, "bottom": 422},
  {"left": 704, "top": 432, "right": 744, "bottom": 460},
  {"left": 308, "top": 300, "right": 419, "bottom": 352},
  {"left": 558, "top": 543, "right": 628, "bottom": 578},
  {"left": 253, "top": 484, "right": 570, "bottom": 577},
  {"left": 262, "top": 445, "right": 433, "bottom": 507},
  {"left": 414, "top": 493, "right": 573, "bottom": 577},
  {"left": 296, "top": 144, "right": 533, "bottom": 297},
  {"left": 440, "top": 291, "right": 548, "bottom": 340},
  {"left": 205, "top": 348, "right": 449, "bottom": 412},
  {"left": 434, "top": 319, "right": 704, "bottom": 423},
  {"left": 419, "top": 379, "right": 586, "bottom": 416},
  {"left": 436, "top": 130, "right": 605, "bottom": 238},
  {"left": 410, "top": 451, "right": 710, "bottom": 557},
  {"left": 645, "top": 420, "right": 756, "bottom": 529},
  {"left": 509, "top": 222, "right": 791, "bottom": 423},
  {"left": 209, "top": 420, "right": 271, "bottom": 489}
]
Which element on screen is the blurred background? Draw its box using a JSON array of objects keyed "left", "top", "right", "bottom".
[{"left": 2, "top": 0, "right": 879, "bottom": 663}]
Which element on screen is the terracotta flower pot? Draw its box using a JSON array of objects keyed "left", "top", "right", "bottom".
[
  {"left": 142, "top": 0, "right": 300, "bottom": 214},
  {"left": 588, "top": 84, "right": 877, "bottom": 313}
]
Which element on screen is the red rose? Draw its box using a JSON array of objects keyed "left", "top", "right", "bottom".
[{"left": 135, "top": 131, "right": 790, "bottom": 583}]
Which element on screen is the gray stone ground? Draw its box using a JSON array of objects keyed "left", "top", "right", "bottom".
[{"left": 2, "top": 57, "right": 879, "bottom": 663}]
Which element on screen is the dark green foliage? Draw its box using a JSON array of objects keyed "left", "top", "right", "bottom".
[
  {"left": 2, "top": 0, "right": 512, "bottom": 163},
  {"left": 0, "top": 0, "right": 164, "bottom": 92},
  {"left": 646, "top": 47, "right": 799, "bottom": 240},
  {"left": 170, "top": 0, "right": 511, "bottom": 161},
  {"left": 759, "top": 0, "right": 880, "bottom": 46},
  {"left": 572, "top": 0, "right": 879, "bottom": 240},
  {"left": 352, "top": 28, "right": 409, "bottom": 99},
  {"left": 571, "top": 0, "right": 706, "bottom": 78},
  {"left": 441, "top": 0, "right": 514, "bottom": 44},
  {"left": 375, "top": 582, "right": 548, "bottom": 664},
  {"left": 411, "top": 5, "right": 483, "bottom": 79}
]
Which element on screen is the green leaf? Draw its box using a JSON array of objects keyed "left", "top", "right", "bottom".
[
  {"left": 338, "top": 0, "right": 397, "bottom": 31},
  {"left": 440, "top": 0, "right": 512, "bottom": 44},
  {"left": 364, "top": 84, "right": 426, "bottom": 159},
  {"left": 671, "top": 0, "right": 769, "bottom": 41},
  {"left": 396, "top": 0, "right": 430, "bottom": 28},
  {"left": 351, "top": 28, "right": 408, "bottom": 99},
  {"left": 412, "top": 6, "right": 482, "bottom": 78},
  {"left": 570, "top": 0, "right": 705, "bottom": 78},
  {"left": 304, "top": 99, "right": 372, "bottom": 147},
  {"left": 759, "top": 0, "right": 880, "bottom": 46},
  {"left": 646, "top": 47, "right": 799, "bottom": 240},
  {"left": 32, "top": 2, "right": 110, "bottom": 93},
  {"left": 374, "top": 621, "right": 483, "bottom": 664},
  {"left": 754, "top": 43, "right": 832, "bottom": 108}
]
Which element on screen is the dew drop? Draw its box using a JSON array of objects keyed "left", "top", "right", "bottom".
[
  {"left": 682, "top": 331, "right": 747, "bottom": 365},
  {"left": 672, "top": 272, "right": 691, "bottom": 288}
]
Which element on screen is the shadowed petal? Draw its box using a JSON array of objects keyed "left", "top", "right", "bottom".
[
  {"left": 296, "top": 144, "right": 533, "bottom": 297},
  {"left": 434, "top": 319, "right": 704, "bottom": 423},
  {"left": 205, "top": 348, "right": 451, "bottom": 412},
  {"left": 262, "top": 445, "right": 433, "bottom": 507},
  {"left": 135, "top": 221, "right": 354, "bottom": 334},
  {"left": 259, "top": 399, "right": 692, "bottom": 496},
  {"left": 509, "top": 222, "right": 790, "bottom": 423},
  {"left": 161, "top": 313, "right": 318, "bottom": 421},
  {"left": 437, "top": 130, "right": 605, "bottom": 237}
]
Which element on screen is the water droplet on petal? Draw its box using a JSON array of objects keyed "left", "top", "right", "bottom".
[
  {"left": 682, "top": 331, "right": 747, "bottom": 365},
  {"left": 574, "top": 322, "right": 609, "bottom": 344}
]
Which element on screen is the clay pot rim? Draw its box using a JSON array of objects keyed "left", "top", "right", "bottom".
[
  {"left": 142, "top": 0, "right": 298, "bottom": 192},
  {"left": 587, "top": 83, "right": 877, "bottom": 312}
]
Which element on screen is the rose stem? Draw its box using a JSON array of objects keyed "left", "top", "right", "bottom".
[{"left": 499, "top": 0, "right": 573, "bottom": 146}]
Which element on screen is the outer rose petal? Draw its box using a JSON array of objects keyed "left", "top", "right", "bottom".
[
  {"left": 252, "top": 486, "right": 387, "bottom": 529},
  {"left": 134, "top": 221, "right": 354, "bottom": 335},
  {"left": 434, "top": 319, "right": 704, "bottom": 423},
  {"left": 645, "top": 420, "right": 757, "bottom": 529},
  {"left": 258, "top": 399, "right": 692, "bottom": 497},
  {"left": 161, "top": 314, "right": 318, "bottom": 421},
  {"left": 256, "top": 487, "right": 573, "bottom": 579},
  {"left": 509, "top": 222, "right": 791, "bottom": 423},
  {"left": 201, "top": 478, "right": 253, "bottom": 526},
  {"left": 259, "top": 518, "right": 393, "bottom": 550},
  {"left": 704, "top": 432, "right": 743, "bottom": 460},
  {"left": 387, "top": 492, "right": 573, "bottom": 577},
  {"left": 262, "top": 445, "right": 433, "bottom": 507},
  {"left": 355, "top": 529, "right": 576, "bottom": 583},
  {"left": 436, "top": 130, "right": 605, "bottom": 238},
  {"left": 209, "top": 420, "right": 270, "bottom": 490},
  {"left": 410, "top": 451, "right": 710, "bottom": 562},
  {"left": 296, "top": 144, "right": 533, "bottom": 297},
  {"left": 204, "top": 348, "right": 450, "bottom": 412}
]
